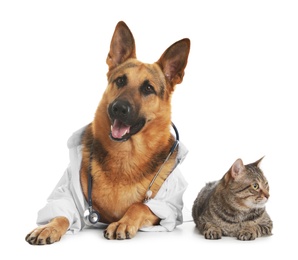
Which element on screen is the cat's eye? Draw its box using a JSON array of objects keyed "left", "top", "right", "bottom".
[{"left": 252, "top": 183, "right": 259, "bottom": 190}]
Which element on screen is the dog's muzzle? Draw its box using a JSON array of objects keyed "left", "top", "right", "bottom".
[
  {"left": 110, "top": 100, "right": 131, "bottom": 122},
  {"left": 108, "top": 99, "right": 145, "bottom": 141}
]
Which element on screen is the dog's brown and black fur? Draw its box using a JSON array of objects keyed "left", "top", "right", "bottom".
[{"left": 26, "top": 21, "right": 190, "bottom": 244}]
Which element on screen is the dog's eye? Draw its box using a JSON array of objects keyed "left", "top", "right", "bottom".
[
  {"left": 115, "top": 75, "right": 127, "bottom": 88},
  {"left": 144, "top": 85, "right": 154, "bottom": 93},
  {"left": 141, "top": 81, "right": 156, "bottom": 96}
]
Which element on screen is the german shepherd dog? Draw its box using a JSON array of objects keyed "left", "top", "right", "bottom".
[{"left": 26, "top": 21, "right": 190, "bottom": 244}]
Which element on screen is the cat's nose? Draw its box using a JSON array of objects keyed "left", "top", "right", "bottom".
[{"left": 263, "top": 191, "right": 270, "bottom": 199}]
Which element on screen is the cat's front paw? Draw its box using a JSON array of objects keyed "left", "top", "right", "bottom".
[
  {"left": 237, "top": 230, "right": 257, "bottom": 241},
  {"left": 203, "top": 227, "right": 222, "bottom": 240},
  {"left": 259, "top": 224, "right": 272, "bottom": 236}
]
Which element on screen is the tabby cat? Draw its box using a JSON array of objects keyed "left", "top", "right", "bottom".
[{"left": 192, "top": 157, "right": 273, "bottom": 240}]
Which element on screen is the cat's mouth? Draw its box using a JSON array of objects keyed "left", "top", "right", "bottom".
[
  {"left": 256, "top": 198, "right": 268, "bottom": 207},
  {"left": 254, "top": 203, "right": 266, "bottom": 209},
  {"left": 245, "top": 198, "right": 267, "bottom": 209}
]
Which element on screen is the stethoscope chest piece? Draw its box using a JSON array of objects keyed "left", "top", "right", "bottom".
[{"left": 84, "top": 207, "right": 100, "bottom": 225}]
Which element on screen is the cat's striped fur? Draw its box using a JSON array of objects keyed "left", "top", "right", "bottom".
[{"left": 192, "top": 157, "right": 273, "bottom": 240}]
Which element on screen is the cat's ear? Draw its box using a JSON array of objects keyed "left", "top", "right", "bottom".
[
  {"left": 231, "top": 158, "right": 245, "bottom": 179},
  {"left": 252, "top": 156, "right": 265, "bottom": 167},
  {"left": 224, "top": 158, "right": 245, "bottom": 183}
]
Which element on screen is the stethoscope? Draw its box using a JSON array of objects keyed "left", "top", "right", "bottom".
[{"left": 83, "top": 122, "right": 179, "bottom": 225}]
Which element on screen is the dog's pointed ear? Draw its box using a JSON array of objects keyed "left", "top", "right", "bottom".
[
  {"left": 156, "top": 38, "right": 190, "bottom": 86},
  {"left": 106, "top": 21, "right": 136, "bottom": 71}
]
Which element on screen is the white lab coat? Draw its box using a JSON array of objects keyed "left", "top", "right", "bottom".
[{"left": 36, "top": 125, "right": 189, "bottom": 234}]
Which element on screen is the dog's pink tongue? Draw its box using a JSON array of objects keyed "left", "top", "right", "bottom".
[{"left": 111, "top": 119, "right": 130, "bottom": 139}]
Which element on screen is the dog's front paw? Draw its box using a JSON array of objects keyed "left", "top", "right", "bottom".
[
  {"left": 25, "top": 217, "right": 69, "bottom": 245},
  {"left": 104, "top": 222, "right": 138, "bottom": 240},
  {"left": 26, "top": 226, "right": 60, "bottom": 245}
]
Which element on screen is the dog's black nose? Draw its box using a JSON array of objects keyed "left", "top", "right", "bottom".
[{"left": 110, "top": 100, "right": 131, "bottom": 120}]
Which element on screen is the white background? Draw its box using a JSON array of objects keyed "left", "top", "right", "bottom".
[{"left": 1, "top": 0, "right": 297, "bottom": 259}]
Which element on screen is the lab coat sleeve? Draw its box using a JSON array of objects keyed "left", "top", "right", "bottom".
[
  {"left": 141, "top": 167, "right": 188, "bottom": 232},
  {"left": 36, "top": 165, "right": 83, "bottom": 234}
]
